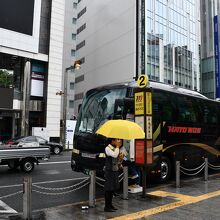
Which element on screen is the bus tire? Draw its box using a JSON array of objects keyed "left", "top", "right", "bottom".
[
  {"left": 20, "top": 158, "right": 35, "bottom": 173},
  {"left": 160, "top": 156, "right": 171, "bottom": 183}
]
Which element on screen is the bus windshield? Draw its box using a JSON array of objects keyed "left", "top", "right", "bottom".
[{"left": 76, "top": 88, "right": 127, "bottom": 133}]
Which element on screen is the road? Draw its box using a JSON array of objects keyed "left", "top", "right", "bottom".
[{"left": 0, "top": 151, "right": 103, "bottom": 215}]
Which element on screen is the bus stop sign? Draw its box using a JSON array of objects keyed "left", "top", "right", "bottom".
[{"left": 137, "top": 74, "right": 148, "bottom": 88}]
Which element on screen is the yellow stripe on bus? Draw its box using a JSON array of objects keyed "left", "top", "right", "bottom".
[
  {"left": 163, "top": 142, "right": 220, "bottom": 156},
  {"left": 153, "top": 144, "right": 163, "bottom": 153}
]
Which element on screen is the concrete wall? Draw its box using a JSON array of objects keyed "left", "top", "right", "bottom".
[
  {"left": 62, "top": 0, "right": 77, "bottom": 120},
  {"left": 47, "top": 0, "right": 65, "bottom": 138},
  {"left": 75, "top": 0, "right": 136, "bottom": 111}
]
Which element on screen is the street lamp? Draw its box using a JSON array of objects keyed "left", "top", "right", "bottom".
[{"left": 62, "top": 60, "right": 81, "bottom": 148}]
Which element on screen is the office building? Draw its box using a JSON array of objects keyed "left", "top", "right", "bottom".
[
  {"left": 200, "top": 0, "right": 220, "bottom": 99},
  {"left": 74, "top": 0, "right": 201, "bottom": 112},
  {"left": 0, "top": 0, "right": 65, "bottom": 142},
  {"left": 62, "top": 0, "right": 78, "bottom": 121}
]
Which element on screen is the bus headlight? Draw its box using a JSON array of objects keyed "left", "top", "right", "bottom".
[{"left": 72, "top": 148, "right": 80, "bottom": 154}]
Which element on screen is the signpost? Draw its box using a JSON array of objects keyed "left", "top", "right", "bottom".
[
  {"left": 134, "top": 0, "right": 152, "bottom": 197},
  {"left": 134, "top": 74, "right": 153, "bottom": 197}
]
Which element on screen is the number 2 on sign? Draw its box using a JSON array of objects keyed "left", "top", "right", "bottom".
[{"left": 137, "top": 75, "right": 148, "bottom": 88}]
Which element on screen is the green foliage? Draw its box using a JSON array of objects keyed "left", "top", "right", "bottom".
[{"left": 0, "top": 70, "right": 13, "bottom": 88}]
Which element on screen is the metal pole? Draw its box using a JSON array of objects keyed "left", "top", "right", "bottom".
[
  {"left": 135, "top": 0, "right": 139, "bottom": 81},
  {"left": 122, "top": 166, "right": 128, "bottom": 200},
  {"left": 21, "top": 59, "right": 31, "bottom": 136},
  {"left": 63, "top": 69, "right": 68, "bottom": 149},
  {"left": 204, "top": 158, "right": 208, "bottom": 181},
  {"left": 176, "top": 161, "right": 180, "bottom": 188},
  {"left": 142, "top": 166, "right": 147, "bottom": 197},
  {"left": 89, "top": 170, "right": 96, "bottom": 207},
  {"left": 142, "top": 89, "right": 147, "bottom": 198},
  {"left": 23, "top": 176, "right": 32, "bottom": 220}
]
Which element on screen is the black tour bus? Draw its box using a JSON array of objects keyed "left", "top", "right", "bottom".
[{"left": 71, "top": 81, "right": 220, "bottom": 182}]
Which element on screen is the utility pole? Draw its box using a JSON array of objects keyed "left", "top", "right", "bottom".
[
  {"left": 21, "top": 59, "right": 31, "bottom": 136},
  {"left": 62, "top": 60, "right": 81, "bottom": 149},
  {"left": 63, "top": 67, "right": 69, "bottom": 149}
]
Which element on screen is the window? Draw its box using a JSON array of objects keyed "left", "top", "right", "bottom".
[
  {"left": 72, "top": 18, "right": 76, "bottom": 24},
  {"left": 69, "top": 100, "right": 74, "bottom": 108},
  {"left": 77, "top": 7, "right": 86, "bottom": 19},
  {"left": 75, "top": 92, "right": 84, "bottom": 100},
  {"left": 36, "top": 137, "right": 47, "bottom": 144},
  {"left": 73, "top": 3, "right": 77, "bottom": 8},
  {"left": 77, "top": 23, "right": 86, "bottom": 34},
  {"left": 177, "top": 95, "right": 199, "bottom": 123},
  {"left": 77, "top": 88, "right": 126, "bottom": 132},
  {"left": 153, "top": 91, "right": 177, "bottom": 122},
  {"left": 72, "top": 34, "right": 76, "bottom": 40},
  {"left": 71, "top": 49, "right": 76, "bottom": 56},
  {"left": 70, "top": 82, "right": 74, "bottom": 90},
  {"left": 23, "top": 136, "right": 37, "bottom": 142},
  {"left": 75, "top": 75, "right": 84, "bottom": 83},
  {"left": 202, "top": 101, "right": 219, "bottom": 124},
  {"left": 76, "top": 40, "right": 85, "bottom": 50},
  {"left": 79, "top": 57, "right": 85, "bottom": 64}
]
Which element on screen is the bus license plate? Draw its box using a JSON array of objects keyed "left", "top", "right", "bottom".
[{"left": 81, "top": 152, "right": 96, "bottom": 159}]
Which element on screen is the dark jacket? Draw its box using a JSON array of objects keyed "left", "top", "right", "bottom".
[{"left": 104, "top": 144, "right": 120, "bottom": 191}]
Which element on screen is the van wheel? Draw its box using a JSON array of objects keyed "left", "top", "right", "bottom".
[
  {"left": 21, "top": 159, "right": 35, "bottom": 173},
  {"left": 160, "top": 156, "right": 171, "bottom": 183},
  {"left": 53, "top": 146, "right": 61, "bottom": 155}
]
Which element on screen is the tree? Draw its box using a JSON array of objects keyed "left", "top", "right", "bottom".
[{"left": 0, "top": 70, "right": 13, "bottom": 88}]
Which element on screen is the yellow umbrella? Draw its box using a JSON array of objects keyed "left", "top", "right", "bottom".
[{"left": 96, "top": 120, "right": 145, "bottom": 140}]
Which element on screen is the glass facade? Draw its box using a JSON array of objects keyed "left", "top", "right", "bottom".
[
  {"left": 146, "top": 0, "right": 200, "bottom": 91},
  {"left": 200, "top": 0, "right": 220, "bottom": 99}
]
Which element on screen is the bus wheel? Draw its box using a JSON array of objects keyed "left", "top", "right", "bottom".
[{"left": 160, "top": 156, "right": 171, "bottom": 183}]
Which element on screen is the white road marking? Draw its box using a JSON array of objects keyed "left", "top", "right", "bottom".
[
  {"left": 0, "top": 200, "right": 17, "bottom": 214},
  {"left": 41, "top": 170, "right": 60, "bottom": 175},
  {"left": 0, "top": 161, "right": 71, "bottom": 168},
  {"left": 40, "top": 161, "right": 71, "bottom": 165}
]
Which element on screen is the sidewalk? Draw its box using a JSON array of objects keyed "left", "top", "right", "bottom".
[{"left": 6, "top": 173, "right": 220, "bottom": 220}]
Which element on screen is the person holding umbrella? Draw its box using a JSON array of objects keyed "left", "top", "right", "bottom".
[
  {"left": 96, "top": 119, "right": 145, "bottom": 212},
  {"left": 104, "top": 138, "right": 122, "bottom": 212}
]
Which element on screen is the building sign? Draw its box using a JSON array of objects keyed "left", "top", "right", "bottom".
[
  {"left": 0, "top": 0, "right": 41, "bottom": 53},
  {"left": 66, "top": 120, "right": 77, "bottom": 149},
  {"left": 0, "top": 0, "right": 34, "bottom": 35},
  {"left": 31, "top": 62, "right": 46, "bottom": 97},
  {"left": 214, "top": 15, "right": 220, "bottom": 98}
]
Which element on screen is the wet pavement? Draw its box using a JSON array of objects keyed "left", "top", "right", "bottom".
[{"left": 4, "top": 173, "right": 220, "bottom": 220}]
